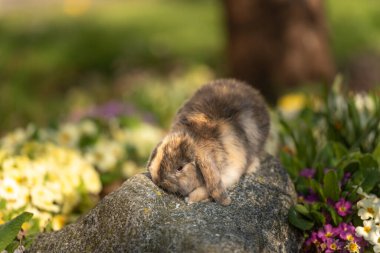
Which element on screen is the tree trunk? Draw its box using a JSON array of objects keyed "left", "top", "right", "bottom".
[{"left": 223, "top": 0, "right": 335, "bottom": 102}]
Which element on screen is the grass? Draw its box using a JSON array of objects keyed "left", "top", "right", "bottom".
[{"left": 0, "top": 0, "right": 224, "bottom": 133}]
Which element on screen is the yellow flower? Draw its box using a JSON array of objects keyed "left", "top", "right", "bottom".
[
  {"left": 345, "top": 241, "right": 360, "bottom": 253},
  {"left": 21, "top": 221, "right": 31, "bottom": 232},
  {"left": 52, "top": 215, "right": 66, "bottom": 231},
  {"left": 278, "top": 93, "right": 307, "bottom": 118}
]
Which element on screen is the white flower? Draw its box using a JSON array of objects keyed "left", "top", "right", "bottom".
[
  {"left": 123, "top": 124, "right": 163, "bottom": 158},
  {"left": 0, "top": 178, "right": 22, "bottom": 200},
  {"left": 0, "top": 128, "right": 28, "bottom": 150},
  {"left": 357, "top": 196, "right": 380, "bottom": 221},
  {"left": 79, "top": 120, "right": 97, "bottom": 136},
  {"left": 356, "top": 220, "right": 377, "bottom": 241},
  {"left": 57, "top": 123, "right": 80, "bottom": 147},
  {"left": 31, "top": 184, "right": 63, "bottom": 213},
  {"left": 85, "top": 139, "right": 124, "bottom": 172},
  {"left": 369, "top": 227, "right": 380, "bottom": 246},
  {"left": 81, "top": 166, "right": 102, "bottom": 194},
  {"left": 354, "top": 93, "right": 375, "bottom": 112},
  {"left": 374, "top": 244, "right": 380, "bottom": 253},
  {"left": 0, "top": 178, "right": 29, "bottom": 210}
]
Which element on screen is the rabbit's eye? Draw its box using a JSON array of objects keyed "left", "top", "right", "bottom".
[{"left": 176, "top": 166, "right": 184, "bottom": 172}]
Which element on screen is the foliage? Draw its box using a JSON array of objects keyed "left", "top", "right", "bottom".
[
  {"left": 0, "top": 0, "right": 223, "bottom": 133},
  {"left": 0, "top": 212, "right": 33, "bottom": 252},
  {"left": 278, "top": 79, "right": 380, "bottom": 252},
  {"left": 1, "top": 0, "right": 380, "bottom": 134},
  {"left": 124, "top": 65, "right": 214, "bottom": 127},
  {"left": 326, "top": 0, "right": 380, "bottom": 64}
]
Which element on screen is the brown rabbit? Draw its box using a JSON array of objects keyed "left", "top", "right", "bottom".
[{"left": 147, "top": 79, "right": 270, "bottom": 206}]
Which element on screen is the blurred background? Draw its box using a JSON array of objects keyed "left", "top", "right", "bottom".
[
  {"left": 0, "top": 0, "right": 379, "bottom": 134},
  {"left": 0, "top": 0, "right": 380, "bottom": 237}
]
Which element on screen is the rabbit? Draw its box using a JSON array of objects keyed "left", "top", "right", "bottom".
[{"left": 147, "top": 79, "right": 270, "bottom": 206}]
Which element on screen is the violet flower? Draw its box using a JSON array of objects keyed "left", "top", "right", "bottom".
[
  {"left": 342, "top": 172, "right": 352, "bottom": 186},
  {"left": 318, "top": 224, "right": 338, "bottom": 241},
  {"left": 338, "top": 222, "right": 355, "bottom": 234},
  {"left": 335, "top": 198, "right": 352, "bottom": 217},
  {"left": 300, "top": 168, "right": 316, "bottom": 179},
  {"left": 325, "top": 238, "right": 343, "bottom": 253},
  {"left": 305, "top": 231, "right": 319, "bottom": 246}
]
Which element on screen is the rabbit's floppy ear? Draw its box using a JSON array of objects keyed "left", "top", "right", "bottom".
[
  {"left": 147, "top": 141, "right": 163, "bottom": 184},
  {"left": 195, "top": 149, "right": 231, "bottom": 206}
]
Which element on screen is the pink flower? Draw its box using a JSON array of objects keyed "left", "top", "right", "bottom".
[{"left": 335, "top": 198, "right": 352, "bottom": 217}]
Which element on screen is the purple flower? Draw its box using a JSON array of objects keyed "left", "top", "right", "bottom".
[
  {"left": 338, "top": 223, "right": 355, "bottom": 234},
  {"left": 323, "top": 211, "right": 333, "bottom": 225},
  {"left": 318, "top": 224, "right": 338, "bottom": 242},
  {"left": 305, "top": 231, "right": 320, "bottom": 246},
  {"left": 342, "top": 172, "right": 352, "bottom": 186},
  {"left": 340, "top": 230, "right": 355, "bottom": 242},
  {"left": 335, "top": 198, "right": 352, "bottom": 217},
  {"left": 325, "top": 238, "right": 343, "bottom": 253},
  {"left": 327, "top": 198, "right": 336, "bottom": 207},
  {"left": 303, "top": 231, "right": 321, "bottom": 252},
  {"left": 304, "top": 190, "right": 319, "bottom": 203},
  {"left": 300, "top": 168, "right": 316, "bottom": 179}
]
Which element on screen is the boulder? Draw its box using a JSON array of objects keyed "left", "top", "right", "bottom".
[{"left": 28, "top": 154, "right": 302, "bottom": 253}]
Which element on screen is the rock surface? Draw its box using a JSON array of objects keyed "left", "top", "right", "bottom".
[{"left": 28, "top": 155, "right": 302, "bottom": 253}]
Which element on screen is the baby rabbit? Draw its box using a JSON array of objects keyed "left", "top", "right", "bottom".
[{"left": 147, "top": 79, "right": 270, "bottom": 206}]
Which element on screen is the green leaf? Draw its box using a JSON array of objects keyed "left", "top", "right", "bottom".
[
  {"left": 295, "top": 177, "right": 310, "bottom": 195},
  {"left": 373, "top": 143, "right": 380, "bottom": 165},
  {"left": 294, "top": 204, "right": 310, "bottom": 217},
  {"left": 331, "top": 142, "right": 348, "bottom": 161},
  {"left": 323, "top": 170, "right": 340, "bottom": 202},
  {"left": 288, "top": 206, "right": 314, "bottom": 231},
  {"left": 326, "top": 205, "right": 342, "bottom": 226},
  {"left": 310, "top": 179, "right": 325, "bottom": 201},
  {"left": 0, "top": 199, "right": 6, "bottom": 209},
  {"left": 280, "top": 152, "right": 300, "bottom": 180},
  {"left": 0, "top": 212, "right": 33, "bottom": 251},
  {"left": 310, "top": 210, "right": 326, "bottom": 226},
  {"left": 5, "top": 241, "right": 19, "bottom": 252},
  {"left": 359, "top": 155, "right": 380, "bottom": 193}
]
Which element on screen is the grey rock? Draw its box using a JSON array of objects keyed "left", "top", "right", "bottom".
[{"left": 28, "top": 154, "right": 303, "bottom": 253}]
